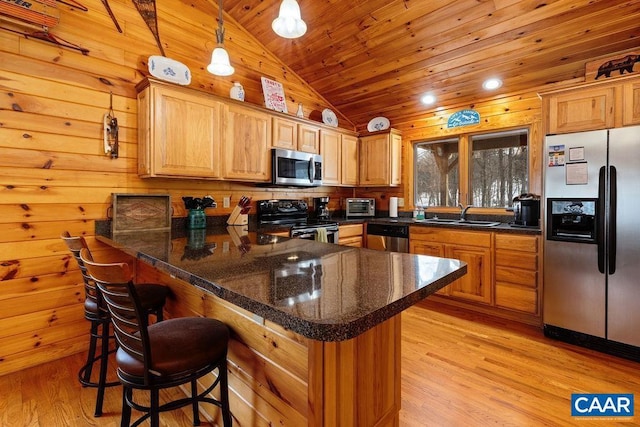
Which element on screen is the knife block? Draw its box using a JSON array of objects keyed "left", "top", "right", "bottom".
[{"left": 227, "top": 205, "right": 248, "bottom": 225}]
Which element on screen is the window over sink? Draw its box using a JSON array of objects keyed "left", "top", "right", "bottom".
[{"left": 413, "top": 128, "right": 529, "bottom": 209}]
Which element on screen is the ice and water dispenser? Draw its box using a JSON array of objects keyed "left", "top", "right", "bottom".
[{"left": 547, "top": 199, "right": 598, "bottom": 243}]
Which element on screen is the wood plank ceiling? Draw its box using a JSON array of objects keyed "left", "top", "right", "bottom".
[{"left": 224, "top": 0, "right": 640, "bottom": 131}]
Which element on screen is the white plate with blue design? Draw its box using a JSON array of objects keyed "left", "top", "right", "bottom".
[
  {"left": 148, "top": 55, "right": 191, "bottom": 85},
  {"left": 367, "top": 116, "right": 390, "bottom": 132},
  {"left": 322, "top": 108, "right": 338, "bottom": 127}
]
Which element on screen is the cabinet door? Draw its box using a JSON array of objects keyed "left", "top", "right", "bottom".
[
  {"left": 359, "top": 134, "right": 390, "bottom": 186},
  {"left": 409, "top": 241, "right": 449, "bottom": 294},
  {"left": 298, "top": 123, "right": 320, "bottom": 153},
  {"left": 320, "top": 129, "right": 341, "bottom": 185},
  {"left": 272, "top": 117, "right": 297, "bottom": 150},
  {"left": 623, "top": 81, "right": 640, "bottom": 126},
  {"left": 223, "top": 104, "right": 271, "bottom": 181},
  {"left": 390, "top": 132, "right": 402, "bottom": 185},
  {"left": 341, "top": 134, "right": 358, "bottom": 186},
  {"left": 548, "top": 87, "right": 614, "bottom": 133},
  {"left": 143, "top": 85, "right": 222, "bottom": 178},
  {"left": 446, "top": 244, "right": 492, "bottom": 304}
]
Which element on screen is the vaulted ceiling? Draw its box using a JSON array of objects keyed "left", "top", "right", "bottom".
[{"left": 224, "top": 0, "right": 640, "bottom": 131}]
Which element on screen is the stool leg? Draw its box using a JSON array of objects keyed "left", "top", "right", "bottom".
[
  {"left": 156, "top": 308, "right": 163, "bottom": 322},
  {"left": 79, "top": 320, "right": 99, "bottom": 386},
  {"left": 94, "top": 320, "right": 110, "bottom": 417},
  {"left": 191, "top": 379, "right": 200, "bottom": 426},
  {"left": 121, "top": 387, "right": 132, "bottom": 427},
  {"left": 219, "top": 363, "right": 232, "bottom": 427},
  {"left": 150, "top": 388, "right": 160, "bottom": 427}
]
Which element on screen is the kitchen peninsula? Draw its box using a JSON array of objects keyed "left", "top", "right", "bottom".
[{"left": 96, "top": 226, "right": 466, "bottom": 426}]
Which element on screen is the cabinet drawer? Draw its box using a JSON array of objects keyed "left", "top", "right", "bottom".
[
  {"left": 495, "top": 234, "right": 538, "bottom": 252},
  {"left": 495, "top": 250, "right": 537, "bottom": 270},
  {"left": 339, "top": 236, "right": 363, "bottom": 247},
  {"left": 495, "top": 283, "right": 538, "bottom": 314},
  {"left": 495, "top": 266, "right": 537, "bottom": 288},
  {"left": 339, "top": 224, "right": 364, "bottom": 238},
  {"left": 410, "top": 227, "right": 491, "bottom": 247}
]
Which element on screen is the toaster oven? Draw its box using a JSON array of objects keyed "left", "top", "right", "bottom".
[{"left": 346, "top": 198, "right": 375, "bottom": 218}]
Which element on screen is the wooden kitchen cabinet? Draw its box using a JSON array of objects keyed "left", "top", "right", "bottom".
[
  {"left": 137, "top": 80, "right": 223, "bottom": 179},
  {"left": 223, "top": 103, "right": 271, "bottom": 182},
  {"left": 338, "top": 223, "right": 364, "bottom": 247},
  {"left": 622, "top": 80, "right": 640, "bottom": 125},
  {"left": 410, "top": 227, "right": 492, "bottom": 304},
  {"left": 494, "top": 234, "right": 539, "bottom": 314},
  {"left": 320, "top": 130, "right": 359, "bottom": 186},
  {"left": 359, "top": 129, "right": 402, "bottom": 186},
  {"left": 272, "top": 116, "right": 320, "bottom": 153},
  {"left": 547, "top": 86, "right": 615, "bottom": 134}
]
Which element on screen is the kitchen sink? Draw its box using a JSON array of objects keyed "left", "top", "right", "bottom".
[{"left": 422, "top": 218, "right": 501, "bottom": 227}]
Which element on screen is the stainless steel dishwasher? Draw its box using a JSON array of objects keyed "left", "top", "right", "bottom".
[{"left": 366, "top": 223, "right": 409, "bottom": 252}]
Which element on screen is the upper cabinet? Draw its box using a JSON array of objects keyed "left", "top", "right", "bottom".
[
  {"left": 137, "top": 80, "right": 223, "bottom": 179},
  {"left": 547, "top": 87, "right": 614, "bottom": 134},
  {"left": 622, "top": 80, "right": 640, "bottom": 126},
  {"left": 272, "top": 117, "right": 320, "bottom": 153},
  {"left": 223, "top": 104, "right": 271, "bottom": 182},
  {"left": 543, "top": 75, "right": 640, "bottom": 134},
  {"left": 320, "top": 129, "right": 359, "bottom": 186},
  {"left": 359, "top": 129, "right": 402, "bottom": 186}
]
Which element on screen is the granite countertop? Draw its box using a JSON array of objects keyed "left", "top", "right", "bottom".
[
  {"left": 96, "top": 226, "right": 466, "bottom": 342},
  {"left": 355, "top": 216, "right": 541, "bottom": 235}
]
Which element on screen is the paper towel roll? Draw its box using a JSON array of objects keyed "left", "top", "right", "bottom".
[{"left": 389, "top": 197, "right": 398, "bottom": 218}]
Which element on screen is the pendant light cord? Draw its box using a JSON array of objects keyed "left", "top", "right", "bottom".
[{"left": 216, "top": 0, "right": 225, "bottom": 44}]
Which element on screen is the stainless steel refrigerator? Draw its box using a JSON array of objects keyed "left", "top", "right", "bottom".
[{"left": 544, "top": 125, "right": 640, "bottom": 361}]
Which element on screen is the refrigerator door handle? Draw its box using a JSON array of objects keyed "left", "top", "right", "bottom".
[
  {"left": 597, "top": 166, "right": 606, "bottom": 274},
  {"left": 609, "top": 165, "right": 617, "bottom": 274}
]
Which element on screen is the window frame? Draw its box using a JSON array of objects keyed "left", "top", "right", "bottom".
[{"left": 411, "top": 125, "right": 531, "bottom": 212}]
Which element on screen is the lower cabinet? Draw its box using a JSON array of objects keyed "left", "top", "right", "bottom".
[
  {"left": 494, "top": 234, "right": 539, "bottom": 315},
  {"left": 338, "top": 224, "right": 364, "bottom": 247},
  {"left": 410, "top": 226, "right": 541, "bottom": 324},
  {"left": 410, "top": 227, "right": 491, "bottom": 304}
]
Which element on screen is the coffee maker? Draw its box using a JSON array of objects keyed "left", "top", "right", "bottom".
[
  {"left": 512, "top": 193, "right": 540, "bottom": 227},
  {"left": 314, "top": 197, "right": 330, "bottom": 220}
]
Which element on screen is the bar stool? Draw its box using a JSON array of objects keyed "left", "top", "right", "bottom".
[
  {"left": 61, "top": 232, "right": 169, "bottom": 417},
  {"left": 80, "top": 248, "right": 233, "bottom": 427}
]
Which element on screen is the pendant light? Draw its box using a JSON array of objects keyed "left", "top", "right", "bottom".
[
  {"left": 272, "top": 0, "right": 307, "bottom": 39},
  {"left": 207, "top": 0, "right": 234, "bottom": 76}
]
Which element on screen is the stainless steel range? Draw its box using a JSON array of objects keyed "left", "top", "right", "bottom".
[{"left": 257, "top": 199, "right": 339, "bottom": 243}]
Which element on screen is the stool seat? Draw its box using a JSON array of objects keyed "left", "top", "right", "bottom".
[
  {"left": 116, "top": 317, "right": 229, "bottom": 381},
  {"left": 80, "top": 247, "right": 232, "bottom": 427},
  {"left": 61, "top": 232, "right": 169, "bottom": 417}
]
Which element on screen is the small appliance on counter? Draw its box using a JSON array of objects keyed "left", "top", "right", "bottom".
[
  {"left": 346, "top": 198, "right": 375, "bottom": 219},
  {"left": 512, "top": 193, "right": 540, "bottom": 227},
  {"left": 314, "top": 197, "right": 330, "bottom": 220}
]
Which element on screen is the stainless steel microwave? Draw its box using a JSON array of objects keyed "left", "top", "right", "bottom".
[
  {"left": 346, "top": 198, "right": 375, "bottom": 218},
  {"left": 271, "top": 148, "right": 322, "bottom": 187}
]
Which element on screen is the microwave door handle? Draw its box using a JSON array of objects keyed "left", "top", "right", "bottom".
[{"left": 308, "top": 157, "right": 314, "bottom": 183}]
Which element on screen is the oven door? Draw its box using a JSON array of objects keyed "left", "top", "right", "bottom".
[
  {"left": 291, "top": 227, "right": 338, "bottom": 243},
  {"left": 272, "top": 148, "right": 322, "bottom": 187}
]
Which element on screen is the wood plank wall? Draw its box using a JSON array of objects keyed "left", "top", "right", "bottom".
[{"left": 0, "top": 0, "right": 352, "bottom": 376}]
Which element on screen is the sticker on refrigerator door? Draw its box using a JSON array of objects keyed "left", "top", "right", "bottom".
[{"left": 548, "top": 145, "right": 565, "bottom": 166}]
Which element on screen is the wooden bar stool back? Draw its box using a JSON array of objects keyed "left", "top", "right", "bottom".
[
  {"left": 79, "top": 248, "right": 233, "bottom": 427},
  {"left": 61, "top": 232, "right": 168, "bottom": 417}
]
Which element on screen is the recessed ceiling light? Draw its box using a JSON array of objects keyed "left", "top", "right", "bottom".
[
  {"left": 421, "top": 93, "right": 436, "bottom": 105},
  {"left": 483, "top": 78, "right": 502, "bottom": 90}
]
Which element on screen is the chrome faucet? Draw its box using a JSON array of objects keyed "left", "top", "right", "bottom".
[{"left": 458, "top": 203, "right": 473, "bottom": 221}]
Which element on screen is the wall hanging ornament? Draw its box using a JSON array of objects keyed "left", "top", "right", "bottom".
[
  {"left": 104, "top": 92, "right": 119, "bottom": 159},
  {"left": 132, "top": 0, "right": 165, "bottom": 56}
]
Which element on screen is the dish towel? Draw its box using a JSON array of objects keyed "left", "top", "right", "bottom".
[{"left": 315, "top": 227, "right": 328, "bottom": 243}]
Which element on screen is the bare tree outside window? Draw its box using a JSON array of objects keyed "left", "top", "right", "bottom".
[
  {"left": 470, "top": 129, "right": 528, "bottom": 207},
  {"left": 414, "top": 139, "right": 459, "bottom": 207}
]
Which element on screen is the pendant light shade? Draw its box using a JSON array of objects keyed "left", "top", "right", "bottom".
[
  {"left": 207, "top": 47, "right": 234, "bottom": 76},
  {"left": 272, "top": 0, "right": 307, "bottom": 39},
  {"left": 208, "top": 0, "right": 234, "bottom": 76}
]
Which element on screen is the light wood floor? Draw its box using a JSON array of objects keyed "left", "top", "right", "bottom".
[{"left": 2, "top": 300, "right": 639, "bottom": 426}]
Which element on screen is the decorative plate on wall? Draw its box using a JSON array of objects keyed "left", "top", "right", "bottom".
[
  {"left": 322, "top": 109, "right": 338, "bottom": 127},
  {"left": 148, "top": 56, "right": 191, "bottom": 85},
  {"left": 367, "top": 116, "right": 390, "bottom": 132}
]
